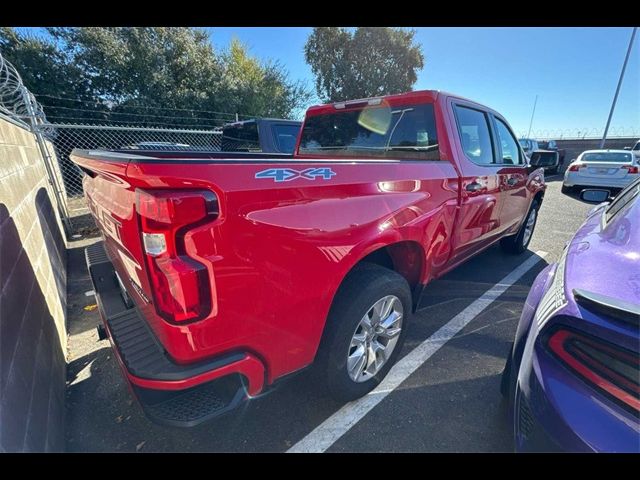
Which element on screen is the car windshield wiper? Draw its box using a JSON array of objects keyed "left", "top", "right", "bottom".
[
  {"left": 382, "top": 145, "right": 439, "bottom": 151},
  {"left": 302, "top": 144, "right": 439, "bottom": 153}
]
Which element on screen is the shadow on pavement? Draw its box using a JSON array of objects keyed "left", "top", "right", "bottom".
[{"left": 64, "top": 241, "right": 546, "bottom": 452}]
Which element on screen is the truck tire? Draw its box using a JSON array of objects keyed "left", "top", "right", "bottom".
[
  {"left": 500, "top": 199, "right": 540, "bottom": 254},
  {"left": 561, "top": 184, "right": 571, "bottom": 194},
  {"left": 317, "top": 263, "right": 411, "bottom": 402}
]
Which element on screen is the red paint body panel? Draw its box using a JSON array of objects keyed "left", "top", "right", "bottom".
[
  {"left": 101, "top": 307, "right": 265, "bottom": 396},
  {"left": 72, "top": 90, "right": 545, "bottom": 392}
]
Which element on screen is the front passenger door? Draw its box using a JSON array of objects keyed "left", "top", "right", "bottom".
[{"left": 493, "top": 116, "right": 530, "bottom": 234}]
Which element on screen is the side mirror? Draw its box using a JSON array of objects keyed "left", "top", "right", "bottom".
[
  {"left": 528, "top": 156, "right": 541, "bottom": 167},
  {"left": 580, "top": 189, "right": 610, "bottom": 204}
]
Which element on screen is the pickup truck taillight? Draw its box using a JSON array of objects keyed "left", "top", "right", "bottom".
[{"left": 136, "top": 189, "right": 218, "bottom": 323}]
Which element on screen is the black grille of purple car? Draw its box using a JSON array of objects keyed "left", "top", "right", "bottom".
[{"left": 518, "top": 396, "right": 535, "bottom": 439}]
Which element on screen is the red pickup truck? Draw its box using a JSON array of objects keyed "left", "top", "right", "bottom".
[{"left": 73, "top": 90, "right": 546, "bottom": 427}]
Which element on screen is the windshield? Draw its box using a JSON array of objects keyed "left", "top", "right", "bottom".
[
  {"left": 298, "top": 102, "right": 439, "bottom": 160},
  {"left": 518, "top": 139, "right": 530, "bottom": 149},
  {"left": 582, "top": 152, "right": 632, "bottom": 163}
]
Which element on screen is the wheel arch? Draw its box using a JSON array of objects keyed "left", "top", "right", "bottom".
[{"left": 331, "top": 239, "right": 427, "bottom": 314}]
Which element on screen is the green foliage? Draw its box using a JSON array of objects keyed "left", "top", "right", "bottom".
[
  {"left": 0, "top": 27, "right": 312, "bottom": 126},
  {"left": 216, "top": 39, "right": 311, "bottom": 118},
  {"left": 304, "top": 27, "right": 425, "bottom": 103},
  {"left": 0, "top": 27, "right": 92, "bottom": 104}
]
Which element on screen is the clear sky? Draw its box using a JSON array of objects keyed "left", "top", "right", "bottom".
[
  {"left": 207, "top": 27, "right": 640, "bottom": 138},
  {"left": 14, "top": 27, "right": 640, "bottom": 138}
]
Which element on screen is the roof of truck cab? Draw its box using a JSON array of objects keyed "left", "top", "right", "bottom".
[
  {"left": 304, "top": 89, "right": 496, "bottom": 117},
  {"left": 305, "top": 90, "right": 440, "bottom": 116}
]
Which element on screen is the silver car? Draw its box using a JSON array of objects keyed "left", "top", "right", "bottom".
[{"left": 562, "top": 149, "right": 639, "bottom": 193}]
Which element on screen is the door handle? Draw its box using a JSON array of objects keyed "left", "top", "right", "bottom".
[{"left": 465, "top": 181, "right": 484, "bottom": 192}]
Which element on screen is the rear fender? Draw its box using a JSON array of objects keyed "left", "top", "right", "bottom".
[{"left": 510, "top": 263, "right": 557, "bottom": 373}]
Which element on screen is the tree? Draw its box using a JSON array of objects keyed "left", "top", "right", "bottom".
[
  {"left": 216, "top": 38, "right": 312, "bottom": 119},
  {"left": 304, "top": 27, "right": 424, "bottom": 103},
  {"left": 0, "top": 27, "right": 312, "bottom": 126},
  {"left": 0, "top": 27, "right": 96, "bottom": 115}
]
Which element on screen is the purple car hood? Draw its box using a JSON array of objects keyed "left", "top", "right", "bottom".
[{"left": 564, "top": 198, "right": 640, "bottom": 306}]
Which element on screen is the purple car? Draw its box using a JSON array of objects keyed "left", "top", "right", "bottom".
[{"left": 501, "top": 178, "right": 640, "bottom": 452}]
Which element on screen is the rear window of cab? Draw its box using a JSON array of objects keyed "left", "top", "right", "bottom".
[
  {"left": 298, "top": 102, "right": 439, "bottom": 161},
  {"left": 582, "top": 152, "right": 632, "bottom": 163}
]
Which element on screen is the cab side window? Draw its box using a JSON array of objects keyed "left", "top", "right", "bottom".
[
  {"left": 494, "top": 118, "right": 523, "bottom": 165},
  {"left": 454, "top": 105, "right": 495, "bottom": 166}
]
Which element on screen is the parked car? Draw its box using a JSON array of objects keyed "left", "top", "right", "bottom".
[
  {"left": 221, "top": 118, "right": 302, "bottom": 154},
  {"left": 538, "top": 140, "right": 566, "bottom": 171},
  {"left": 518, "top": 138, "right": 540, "bottom": 157},
  {"left": 71, "top": 89, "right": 546, "bottom": 427},
  {"left": 529, "top": 150, "right": 561, "bottom": 174},
  {"left": 562, "top": 149, "right": 639, "bottom": 193},
  {"left": 632, "top": 139, "right": 640, "bottom": 160},
  {"left": 501, "top": 177, "right": 640, "bottom": 452}
]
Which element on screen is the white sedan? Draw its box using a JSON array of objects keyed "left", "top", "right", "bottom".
[{"left": 562, "top": 149, "right": 639, "bottom": 193}]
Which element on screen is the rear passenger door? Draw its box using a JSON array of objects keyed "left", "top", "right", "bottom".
[
  {"left": 491, "top": 115, "right": 530, "bottom": 234},
  {"left": 449, "top": 102, "right": 505, "bottom": 264}
]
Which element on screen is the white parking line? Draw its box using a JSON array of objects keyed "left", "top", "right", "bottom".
[{"left": 287, "top": 250, "right": 549, "bottom": 453}]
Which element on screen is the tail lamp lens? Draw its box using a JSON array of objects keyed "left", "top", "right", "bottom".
[
  {"left": 547, "top": 329, "right": 639, "bottom": 414},
  {"left": 568, "top": 164, "right": 582, "bottom": 172},
  {"left": 136, "top": 189, "right": 218, "bottom": 323},
  {"left": 622, "top": 165, "right": 639, "bottom": 174}
]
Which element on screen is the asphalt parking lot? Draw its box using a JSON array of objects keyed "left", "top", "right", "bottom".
[{"left": 64, "top": 175, "right": 595, "bottom": 452}]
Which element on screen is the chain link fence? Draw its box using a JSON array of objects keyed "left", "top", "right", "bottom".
[
  {"left": 1, "top": 50, "right": 74, "bottom": 234},
  {"left": 35, "top": 123, "right": 224, "bottom": 235},
  {"left": 38, "top": 123, "right": 222, "bottom": 229},
  {"left": 520, "top": 126, "right": 640, "bottom": 140},
  {"left": 0, "top": 50, "right": 47, "bottom": 127},
  {"left": 2, "top": 49, "right": 228, "bottom": 237}
]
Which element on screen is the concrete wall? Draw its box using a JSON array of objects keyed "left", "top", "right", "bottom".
[{"left": 0, "top": 114, "right": 67, "bottom": 452}]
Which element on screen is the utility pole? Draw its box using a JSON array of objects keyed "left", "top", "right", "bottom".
[
  {"left": 526, "top": 94, "right": 538, "bottom": 139},
  {"left": 600, "top": 27, "right": 637, "bottom": 149}
]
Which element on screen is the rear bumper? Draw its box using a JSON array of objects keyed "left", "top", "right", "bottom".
[
  {"left": 515, "top": 348, "right": 640, "bottom": 453},
  {"left": 85, "top": 241, "right": 266, "bottom": 427},
  {"left": 563, "top": 172, "right": 639, "bottom": 189}
]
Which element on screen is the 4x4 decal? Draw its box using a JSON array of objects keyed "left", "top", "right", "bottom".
[{"left": 255, "top": 167, "right": 336, "bottom": 182}]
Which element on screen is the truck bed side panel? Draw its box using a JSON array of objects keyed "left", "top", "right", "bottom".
[{"left": 75, "top": 154, "right": 459, "bottom": 381}]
